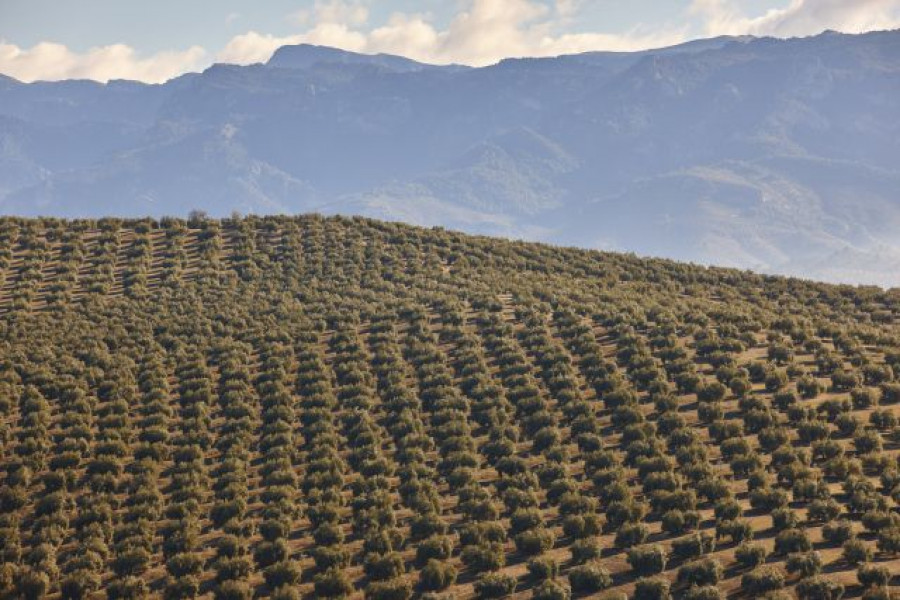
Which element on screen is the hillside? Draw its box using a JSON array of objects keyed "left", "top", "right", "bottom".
[
  {"left": 0, "top": 216, "right": 899, "bottom": 599},
  {"left": 1, "top": 31, "right": 899, "bottom": 285}
]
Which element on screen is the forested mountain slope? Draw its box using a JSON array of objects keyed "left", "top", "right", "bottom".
[
  {"left": 1, "top": 30, "right": 899, "bottom": 285},
  {"left": 0, "top": 216, "right": 899, "bottom": 599}
]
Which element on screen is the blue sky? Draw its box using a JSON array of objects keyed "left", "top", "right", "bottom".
[
  {"left": 0, "top": 1, "right": 692, "bottom": 53},
  {"left": 1, "top": 0, "right": 898, "bottom": 82}
]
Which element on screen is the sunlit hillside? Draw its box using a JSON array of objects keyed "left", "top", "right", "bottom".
[{"left": 0, "top": 215, "right": 898, "bottom": 600}]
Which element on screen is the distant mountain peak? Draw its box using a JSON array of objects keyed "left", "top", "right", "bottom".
[
  {"left": 0, "top": 73, "right": 22, "bottom": 88},
  {"left": 266, "top": 44, "right": 432, "bottom": 73}
]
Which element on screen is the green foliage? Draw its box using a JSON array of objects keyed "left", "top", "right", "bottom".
[
  {"left": 365, "top": 579, "right": 412, "bottom": 600},
  {"left": 314, "top": 568, "right": 354, "bottom": 598},
  {"left": 795, "top": 576, "right": 844, "bottom": 600},
  {"left": 514, "top": 528, "right": 555, "bottom": 556},
  {"left": 633, "top": 577, "right": 672, "bottom": 600},
  {"left": 16, "top": 569, "right": 49, "bottom": 600},
  {"left": 735, "top": 543, "right": 767, "bottom": 568},
  {"left": 671, "top": 532, "right": 714, "bottom": 561},
  {"left": 461, "top": 543, "right": 506, "bottom": 573},
  {"left": 569, "top": 537, "right": 602, "bottom": 564},
  {"left": 843, "top": 538, "right": 873, "bottom": 565},
  {"left": 419, "top": 560, "right": 457, "bottom": 592},
  {"left": 774, "top": 528, "right": 811, "bottom": 555},
  {"left": 614, "top": 522, "right": 649, "bottom": 548},
  {"left": 627, "top": 544, "right": 667, "bottom": 576},
  {"left": 683, "top": 587, "right": 724, "bottom": 600},
  {"left": 474, "top": 573, "right": 517, "bottom": 599},
  {"left": 823, "top": 520, "right": 854, "bottom": 545},
  {"left": 786, "top": 552, "right": 823, "bottom": 578},
  {"left": 364, "top": 552, "right": 405, "bottom": 581},
  {"left": 676, "top": 558, "right": 723, "bottom": 587},
  {"left": 214, "top": 580, "right": 253, "bottom": 600},
  {"left": 263, "top": 561, "right": 301, "bottom": 589},
  {"left": 526, "top": 556, "right": 558, "bottom": 581},
  {"left": 858, "top": 564, "right": 891, "bottom": 588},
  {"left": 568, "top": 562, "right": 612, "bottom": 593},
  {"left": 531, "top": 579, "right": 570, "bottom": 600},
  {"left": 741, "top": 566, "right": 785, "bottom": 595}
]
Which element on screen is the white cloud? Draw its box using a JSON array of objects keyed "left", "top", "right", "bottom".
[
  {"left": 298, "top": 23, "right": 369, "bottom": 51},
  {"left": 217, "top": 31, "right": 304, "bottom": 65},
  {"left": 0, "top": 40, "right": 206, "bottom": 83},
  {"left": 431, "top": 0, "right": 551, "bottom": 64},
  {"left": 219, "top": 0, "right": 687, "bottom": 68},
  {"left": 532, "top": 27, "right": 691, "bottom": 55},
  {"left": 427, "top": 0, "right": 688, "bottom": 64},
  {"left": 367, "top": 14, "right": 441, "bottom": 59},
  {"left": 221, "top": 0, "right": 372, "bottom": 66},
  {"left": 691, "top": 0, "right": 900, "bottom": 37}
]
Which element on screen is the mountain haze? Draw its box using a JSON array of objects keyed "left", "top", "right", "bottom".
[{"left": 0, "top": 31, "right": 898, "bottom": 285}]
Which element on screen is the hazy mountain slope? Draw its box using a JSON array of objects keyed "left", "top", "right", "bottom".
[
  {"left": 0, "top": 31, "right": 898, "bottom": 284},
  {"left": 268, "top": 43, "right": 446, "bottom": 72},
  {"left": 2, "top": 126, "right": 315, "bottom": 217},
  {"left": 566, "top": 157, "right": 900, "bottom": 283}
]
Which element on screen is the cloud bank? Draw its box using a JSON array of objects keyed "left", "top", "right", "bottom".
[
  {"left": 218, "top": 0, "right": 687, "bottom": 67},
  {"left": 0, "top": 41, "right": 206, "bottom": 83},
  {"left": 2, "top": 0, "right": 900, "bottom": 83},
  {"left": 691, "top": 0, "right": 900, "bottom": 37}
]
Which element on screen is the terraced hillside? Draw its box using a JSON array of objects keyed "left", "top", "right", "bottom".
[{"left": 0, "top": 215, "right": 899, "bottom": 600}]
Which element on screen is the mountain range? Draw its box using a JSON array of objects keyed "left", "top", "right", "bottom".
[{"left": 0, "top": 30, "right": 898, "bottom": 286}]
